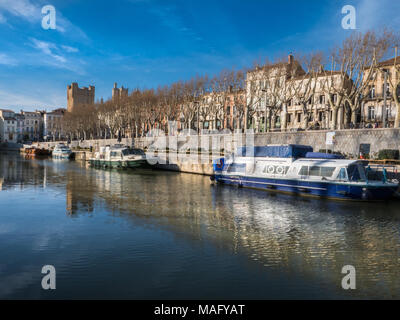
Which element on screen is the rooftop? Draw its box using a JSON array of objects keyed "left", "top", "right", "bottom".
[{"left": 377, "top": 57, "right": 400, "bottom": 68}]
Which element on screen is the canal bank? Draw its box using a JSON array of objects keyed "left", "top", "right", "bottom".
[{"left": 30, "top": 128, "right": 400, "bottom": 177}]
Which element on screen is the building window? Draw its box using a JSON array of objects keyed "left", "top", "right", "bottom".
[
  {"left": 382, "top": 84, "right": 390, "bottom": 96},
  {"left": 297, "top": 113, "right": 301, "bottom": 123},
  {"left": 287, "top": 113, "right": 292, "bottom": 123},
  {"left": 370, "top": 86, "right": 376, "bottom": 98},
  {"left": 368, "top": 106, "right": 375, "bottom": 120},
  {"left": 319, "top": 95, "right": 325, "bottom": 104},
  {"left": 318, "top": 111, "right": 323, "bottom": 122}
]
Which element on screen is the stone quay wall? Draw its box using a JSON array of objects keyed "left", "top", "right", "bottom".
[
  {"left": 27, "top": 129, "right": 400, "bottom": 177},
  {"left": 135, "top": 128, "right": 400, "bottom": 159},
  {"left": 37, "top": 138, "right": 134, "bottom": 151},
  {"left": 35, "top": 129, "right": 400, "bottom": 159}
]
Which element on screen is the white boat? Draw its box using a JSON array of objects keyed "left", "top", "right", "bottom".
[
  {"left": 89, "top": 144, "right": 148, "bottom": 169},
  {"left": 211, "top": 145, "right": 399, "bottom": 201},
  {"left": 52, "top": 144, "right": 73, "bottom": 159}
]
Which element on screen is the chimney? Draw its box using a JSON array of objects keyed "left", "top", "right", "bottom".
[
  {"left": 114, "top": 82, "right": 117, "bottom": 89},
  {"left": 288, "top": 54, "right": 294, "bottom": 65}
]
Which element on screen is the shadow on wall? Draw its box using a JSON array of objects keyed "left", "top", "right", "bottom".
[{"left": 0, "top": 142, "right": 23, "bottom": 151}]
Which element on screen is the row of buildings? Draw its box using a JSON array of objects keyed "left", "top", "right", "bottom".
[
  {"left": 50, "top": 54, "right": 400, "bottom": 140},
  {"left": 2, "top": 54, "right": 399, "bottom": 143},
  {"left": 0, "top": 108, "right": 65, "bottom": 144},
  {"left": 183, "top": 54, "right": 400, "bottom": 133},
  {"left": 0, "top": 82, "right": 128, "bottom": 144},
  {"left": 244, "top": 55, "right": 400, "bottom": 132}
]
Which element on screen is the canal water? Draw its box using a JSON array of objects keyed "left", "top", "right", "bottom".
[{"left": 0, "top": 153, "right": 399, "bottom": 299}]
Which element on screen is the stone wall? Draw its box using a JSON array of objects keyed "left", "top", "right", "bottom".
[
  {"left": 36, "top": 129, "right": 400, "bottom": 160},
  {"left": 135, "top": 129, "right": 400, "bottom": 159},
  {"left": 37, "top": 138, "right": 134, "bottom": 151}
]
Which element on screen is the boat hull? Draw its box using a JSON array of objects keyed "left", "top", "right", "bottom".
[
  {"left": 52, "top": 153, "right": 72, "bottom": 159},
  {"left": 213, "top": 174, "right": 399, "bottom": 201},
  {"left": 89, "top": 159, "right": 148, "bottom": 169}
]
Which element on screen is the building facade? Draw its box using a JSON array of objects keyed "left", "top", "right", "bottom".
[
  {"left": 246, "top": 55, "right": 353, "bottom": 132},
  {"left": 43, "top": 108, "right": 66, "bottom": 141},
  {"left": 361, "top": 57, "right": 400, "bottom": 128},
  {"left": 67, "top": 82, "right": 95, "bottom": 112},
  {"left": 0, "top": 109, "right": 18, "bottom": 143},
  {"left": 21, "top": 111, "right": 43, "bottom": 141}
]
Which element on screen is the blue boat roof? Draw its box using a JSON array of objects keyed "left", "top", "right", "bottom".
[
  {"left": 305, "top": 152, "right": 345, "bottom": 159},
  {"left": 236, "top": 145, "right": 313, "bottom": 158}
]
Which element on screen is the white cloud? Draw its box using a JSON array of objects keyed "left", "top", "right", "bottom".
[
  {"left": 61, "top": 45, "right": 79, "bottom": 53},
  {"left": 0, "top": 53, "right": 17, "bottom": 66},
  {"left": 0, "top": 0, "right": 38, "bottom": 22},
  {"left": 30, "top": 38, "right": 66, "bottom": 63}
]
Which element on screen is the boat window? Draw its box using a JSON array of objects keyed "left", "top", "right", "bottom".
[
  {"left": 347, "top": 164, "right": 366, "bottom": 181},
  {"left": 309, "top": 166, "right": 320, "bottom": 176},
  {"left": 132, "top": 149, "right": 146, "bottom": 156},
  {"left": 320, "top": 167, "right": 336, "bottom": 177},
  {"left": 122, "top": 149, "right": 145, "bottom": 156},
  {"left": 337, "top": 168, "right": 348, "bottom": 181},
  {"left": 110, "top": 151, "right": 121, "bottom": 157},
  {"left": 227, "top": 163, "right": 246, "bottom": 173},
  {"left": 300, "top": 166, "right": 336, "bottom": 177},
  {"left": 299, "top": 166, "right": 309, "bottom": 176},
  {"left": 358, "top": 165, "right": 367, "bottom": 181}
]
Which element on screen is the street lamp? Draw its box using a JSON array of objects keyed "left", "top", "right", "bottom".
[
  {"left": 382, "top": 68, "right": 389, "bottom": 128},
  {"left": 194, "top": 101, "right": 200, "bottom": 135}
]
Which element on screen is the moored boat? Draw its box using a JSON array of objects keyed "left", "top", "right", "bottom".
[
  {"left": 52, "top": 144, "right": 73, "bottom": 159},
  {"left": 211, "top": 145, "right": 399, "bottom": 201},
  {"left": 89, "top": 145, "right": 148, "bottom": 169},
  {"left": 21, "top": 146, "right": 52, "bottom": 157}
]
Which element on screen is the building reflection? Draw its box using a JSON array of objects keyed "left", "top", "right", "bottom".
[{"left": 0, "top": 153, "right": 47, "bottom": 190}]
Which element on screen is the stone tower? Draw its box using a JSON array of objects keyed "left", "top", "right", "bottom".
[
  {"left": 112, "top": 83, "right": 128, "bottom": 100},
  {"left": 67, "top": 82, "right": 95, "bottom": 112}
]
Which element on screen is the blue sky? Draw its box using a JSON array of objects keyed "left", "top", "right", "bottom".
[{"left": 0, "top": 0, "right": 399, "bottom": 112}]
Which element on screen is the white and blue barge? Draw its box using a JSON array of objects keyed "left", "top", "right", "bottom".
[{"left": 211, "top": 145, "right": 399, "bottom": 201}]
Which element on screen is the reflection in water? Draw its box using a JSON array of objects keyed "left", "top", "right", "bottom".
[{"left": 0, "top": 153, "right": 400, "bottom": 299}]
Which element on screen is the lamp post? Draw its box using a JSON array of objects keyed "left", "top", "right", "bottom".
[
  {"left": 261, "top": 89, "right": 268, "bottom": 133},
  {"left": 382, "top": 68, "right": 388, "bottom": 128}
]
